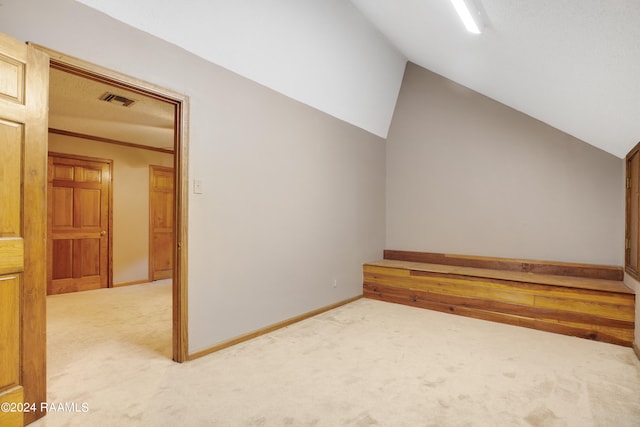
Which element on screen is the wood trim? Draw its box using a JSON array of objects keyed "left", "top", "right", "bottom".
[
  {"left": 384, "top": 250, "right": 624, "bottom": 281},
  {"left": 112, "top": 279, "right": 149, "bottom": 288},
  {"left": 626, "top": 141, "right": 640, "bottom": 159},
  {"left": 625, "top": 142, "right": 640, "bottom": 280},
  {"left": 364, "top": 282, "right": 634, "bottom": 329},
  {"left": 21, "top": 42, "right": 49, "bottom": 426},
  {"left": 403, "top": 263, "right": 634, "bottom": 294},
  {"left": 49, "top": 128, "right": 174, "bottom": 155},
  {"left": 368, "top": 290, "right": 632, "bottom": 347},
  {"left": 32, "top": 44, "right": 190, "bottom": 363},
  {"left": 364, "top": 263, "right": 635, "bottom": 347},
  {"left": 188, "top": 295, "right": 362, "bottom": 361},
  {"left": 173, "top": 97, "right": 189, "bottom": 363},
  {"left": 32, "top": 43, "right": 184, "bottom": 103}
]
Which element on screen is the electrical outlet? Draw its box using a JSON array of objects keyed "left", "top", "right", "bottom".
[{"left": 332, "top": 279, "right": 337, "bottom": 288}]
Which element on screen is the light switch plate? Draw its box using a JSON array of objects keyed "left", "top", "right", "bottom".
[{"left": 193, "top": 179, "right": 203, "bottom": 194}]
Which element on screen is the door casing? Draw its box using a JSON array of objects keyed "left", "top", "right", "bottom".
[{"left": 33, "top": 44, "right": 190, "bottom": 363}]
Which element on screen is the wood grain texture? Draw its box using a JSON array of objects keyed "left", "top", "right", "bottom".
[
  {"left": 0, "top": 239, "right": 24, "bottom": 276},
  {"left": 47, "top": 154, "right": 111, "bottom": 295},
  {"left": 173, "top": 98, "right": 189, "bottom": 363},
  {"left": 363, "top": 260, "right": 635, "bottom": 347},
  {"left": 22, "top": 42, "right": 49, "bottom": 425},
  {"left": 364, "top": 290, "right": 633, "bottom": 347},
  {"left": 0, "top": 119, "right": 22, "bottom": 237},
  {"left": 149, "top": 165, "right": 174, "bottom": 281},
  {"left": 363, "top": 282, "right": 634, "bottom": 329},
  {"left": 626, "top": 142, "right": 640, "bottom": 280},
  {"left": 0, "top": 387, "right": 23, "bottom": 427},
  {"left": 0, "top": 276, "right": 20, "bottom": 390},
  {"left": 384, "top": 250, "right": 624, "bottom": 281},
  {"left": 372, "top": 260, "right": 633, "bottom": 294}
]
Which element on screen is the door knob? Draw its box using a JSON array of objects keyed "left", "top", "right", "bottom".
[{"left": 100, "top": 230, "right": 107, "bottom": 236}]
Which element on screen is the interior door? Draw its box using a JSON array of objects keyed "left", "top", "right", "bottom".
[
  {"left": 0, "top": 34, "right": 48, "bottom": 426},
  {"left": 48, "top": 154, "right": 111, "bottom": 295},
  {"left": 149, "top": 165, "right": 174, "bottom": 280}
]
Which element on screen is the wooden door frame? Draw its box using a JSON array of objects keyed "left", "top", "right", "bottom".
[
  {"left": 149, "top": 164, "right": 175, "bottom": 281},
  {"left": 32, "top": 44, "right": 189, "bottom": 362},
  {"left": 625, "top": 141, "right": 640, "bottom": 280},
  {"left": 47, "top": 152, "right": 114, "bottom": 291}
]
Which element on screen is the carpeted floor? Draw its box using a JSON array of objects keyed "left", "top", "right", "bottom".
[{"left": 33, "top": 281, "right": 640, "bottom": 426}]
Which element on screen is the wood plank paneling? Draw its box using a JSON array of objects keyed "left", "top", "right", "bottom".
[
  {"left": 372, "top": 259, "right": 633, "bottom": 294},
  {"left": 364, "top": 257, "right": 635, "bottom": 347},
  {"left": 384, "top": 250, "right": 624, "bottom": 281},
  {"left": 363, "top": 283, "right": 634, "bottom": 329},
  {"left": 364, "top": 290, "right": 633, "bottom": 347}
]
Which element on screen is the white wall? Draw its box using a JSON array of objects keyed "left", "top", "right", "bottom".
[
  {"left": 0, "top": 0, "right": 386, "bottom": 353},
  {"left": 48, "top": 134, "right": 173, "bottom": 285},
  {"left": 386, "top": 63, "right": 625, "bottom": 266},
  {"left": 74, "top": 0, "right": 407, "bottom": 139}
]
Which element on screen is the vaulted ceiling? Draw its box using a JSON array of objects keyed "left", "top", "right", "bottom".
[
  {"left": 72, "top": 0, "right": 640, "bottom": 158},
  {"left": 351, "top": 0, "right": 640, "bottom": 158}
]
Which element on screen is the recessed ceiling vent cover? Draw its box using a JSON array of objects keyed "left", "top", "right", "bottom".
[{"left": 99, "top": 92, "right": 135, "bottom": 107}]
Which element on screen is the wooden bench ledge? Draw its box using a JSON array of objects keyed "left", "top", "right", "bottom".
[
  {"left": 364, "top": 252, "right": 635, "bottom": 347},
  {"left": 384, "top": 250, "right": 624, "bottom": 281},
  {"left": 365, "top": 259, "right": 635, "bottom": 295}
]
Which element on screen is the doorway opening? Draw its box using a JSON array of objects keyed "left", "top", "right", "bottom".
[{"left": 37, "top": 45, "right": 188, "bottom": 362}]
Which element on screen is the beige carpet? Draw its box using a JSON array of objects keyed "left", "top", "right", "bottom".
[{"left": 33, "top": 281, "right": 640, "bottom": 426}]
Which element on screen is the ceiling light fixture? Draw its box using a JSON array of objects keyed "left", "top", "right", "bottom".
[{"left": 449, "top": 0, "right": 483, "bottom": 34}]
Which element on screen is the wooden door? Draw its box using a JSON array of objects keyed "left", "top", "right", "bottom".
[
  {"left": 0, "top": 34, "right": 48, "bottom": 426},
  {"left": 149, "top": 165, "right": 174, "bottom": 280},
  {"left": 48, "top": 154, "right": 111, "bottom": 295},
  {"left": 626, "top": 148, "right": 640, "bottom": 278}
]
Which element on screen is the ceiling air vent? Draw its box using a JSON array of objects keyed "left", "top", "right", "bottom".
[{"left": 99, "top": 92, "right": 136, "bottom": 107}]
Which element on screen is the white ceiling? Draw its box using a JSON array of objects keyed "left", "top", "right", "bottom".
[
  {"left": 72, "top": 0, "right": 640, "bottom": 158},
  {"left": 350, "top": 0, "right": 640, "bottom": 158},
  {"left": 49, "top": 68, "right": 175, "bottom": 150}
]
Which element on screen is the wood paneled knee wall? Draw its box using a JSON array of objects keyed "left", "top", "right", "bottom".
[{"left": 364, "top": 251, "right": 635, "bottom": 347}]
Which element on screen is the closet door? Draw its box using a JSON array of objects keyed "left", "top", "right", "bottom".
[{"left": 626, "top": 147, "right": 640, "bottom": 278}]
